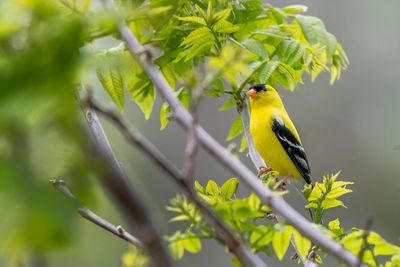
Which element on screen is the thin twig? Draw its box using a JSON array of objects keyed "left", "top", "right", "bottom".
[
  {"left": 85, "top": 96, "right": 268, "bottom": 267},
  {"left": 79, "top": 89, "right": 174, "bottom": 267},
  {"left": 305, "top": 245, "right": 319, "bottom": 267},
  {"left": 104, "top": 6, "right": 367, "bottom": 266},
  {"left": 49, "top": 179, "right": 141, "bottom": 246}
]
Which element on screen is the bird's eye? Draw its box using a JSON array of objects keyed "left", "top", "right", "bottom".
[{"left": 250, "top": 84, "right": 267, "bottom": 92}]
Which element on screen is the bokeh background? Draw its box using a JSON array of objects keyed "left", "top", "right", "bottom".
[{"left": 1, "top": 0, "right": 399, "bottom": 266}]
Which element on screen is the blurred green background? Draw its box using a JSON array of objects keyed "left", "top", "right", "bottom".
[{"left": 0, "top": 0, "right": 399, "bottom": 266}]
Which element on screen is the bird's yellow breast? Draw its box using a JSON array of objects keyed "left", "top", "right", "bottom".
[{"left": 249, "top": 93, "right": 302, "bottom": 179}]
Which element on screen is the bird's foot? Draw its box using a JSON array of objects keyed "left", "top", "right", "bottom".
[
  {"left": 257, "top": 166, "right": 273, "bottom": 178},
  {"left": 274, "top": 175, "right": 292, "bottom": 190}
]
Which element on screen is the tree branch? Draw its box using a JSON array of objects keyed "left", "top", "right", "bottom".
[
  {"left": 239, "top": 99, "right": 266, "bottom": 170},
  {"left": 80, "top": 92, "right": 174, "bottom": 267},
  {"left": 49, "top": 179, "right": 141, "bottom": 246},
  {"left": 101, "top": 3, "right": 367, "bottom": 265},
  {"left": 84, "top": 96, "right": 268, "bottom": 267},
  {"left": 182, "top": 115, "right": 198, "bottom": 180}
]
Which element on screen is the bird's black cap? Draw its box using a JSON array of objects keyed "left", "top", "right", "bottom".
[{"left": 249, "top": 84, "right": 267, "bottom": 92}]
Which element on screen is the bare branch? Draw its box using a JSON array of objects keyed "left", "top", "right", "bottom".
[
  {"left": 182, "top": 115, "right": 198, "bottom": 180},
  {"left": 102, "top": 4, "right": 367, "bottom": 266},
  {"left": 80, "top": 90, "right": 174, "bottom": 267},
  {"left": 85, "top": 96, "right": 268, "bottom": 267},
  {"left": 49, "top": 179, "right": 141, "bottom": 246},
  {"left": 239, "top": 99, "right": 266, "bottom": 170}
]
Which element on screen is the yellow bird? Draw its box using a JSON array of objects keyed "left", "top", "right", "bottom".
[{"left": 247, "top": 84, "right": 312, "bottom": 185}]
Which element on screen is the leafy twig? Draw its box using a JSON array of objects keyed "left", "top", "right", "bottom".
[
  {"left": 49, "top": 179, "right": 141, "bottom": 246},
  {"left": 103, "top": 4, "right": 367, "bottom": 265},
  {"left": 85, "top": 95, "right": 268, "bottom": 267},
  {"left": 358, "top": 218, "right": 378, "bottom": 267}
]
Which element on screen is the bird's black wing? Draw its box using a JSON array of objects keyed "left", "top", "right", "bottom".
[{"left": 271, "top": 116, "right": 312, "bottom": 184}]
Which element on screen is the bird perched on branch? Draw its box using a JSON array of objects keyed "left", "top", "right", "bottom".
[{"left": 247, "top": 84, "right": 312, "bottom": 186}]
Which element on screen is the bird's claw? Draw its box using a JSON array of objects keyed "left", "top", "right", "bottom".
[{"left": 257, "top": 166, "right": 273, "bottom": 178}]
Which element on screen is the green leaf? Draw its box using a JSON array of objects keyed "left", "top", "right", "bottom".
[
  {"left": 272, "top": 225, "right": 292, "bottom": 260},
  {"left": 239, "top": 134, "right": 248, "bottom": 152},
  {"left": 169, "top": 214, "right": 189, "bottom": 222},
  {"left": 328, "top": 219, "right": 340, "bottom": 230},
  {"left": 242, "top": 38, "right": 268, "bottom": 58},
  {"left": 213, "top": 20, "right": 240, "bottom": 33},
  {"left": 121, "top": 53, "right": 155, "bottom": 119},
  {"left": 227, "top": 116, "right": 243, "bottom": 141},
  {"left": 213, "top": 9, "right": 231, "bottom": 22},
  {"left": 211, "top": 78, "right": 225, "bottom": 94},
  {"left": 258, "top": 61, "right": 278, "bottom": 84},
  {"left": 177, "top": 16, "right": 206, "bottom": 26},
  {"left": 96, "top": 65, "right": 125, "bottom": 113},
  {"left": 194, "top": 180, "right": 205, "bottom": 194},
  {"left": 177, "top": 88, "right": 189, "bottom": 109},
  {"left": 180, "top": 27, "right": 213, "bottom": 46},
  {"left": 182, "top": 236, "right": 201, "bottom": 253},
  {"left": 293, "top": 229, "right": 311, "bottom": 262},
  {"left": 220, "top": 178, "right": 239, "bottom": 200},
  {"left": 220, "top": 98, "right": 236, "bottom": 111},
  {"left": 278, "top": 62, "right": 303, "bottom": 84},
  {"left": 160, "top": 88, "right": 188, "bottom": 129},
  {"left": 231, "top": 256, "right": 241, "bottom": 267},
  {"left": 374, "top": 242, "right": 395, "bottom": 256},
  {"left": 251, "top": 227, "right": 274, "bottom": 248},
  {"left": 251, "top": 28, "right": 287, "bottom": 39},
  {"left": 276, "top": 39, "right": 299, "bottom": 63},
  {"left": 320, "top": 198, "right": 345, "bottom": 209},
  {"left": 161, "top": 65, "right": 176, "bottom": 89},
  {"left": 205, "top": 180, "right": 219, "bottom": 197},
  {"left": 160, "top": 103, "right": 170, "bottom": 130},
  {"left": 341, "top": 231, "right": 363, "bottom": 254},
  {"left": 305, "top": 202, "right": 318, "bottom": 209},
  {"left": 308, "top": 182, "right": 323, "bottom": 201},
  {"left": 182, "top": 40, "right": 215, "bottom": 62},
  {"left": 326, "top": 187, "right": 352, "bottom": 199},
  {"left": 126, "top": 74, "right": 155, "bottom": 120},
  {"left": 295, "top": 15, "right": 337, "bottom": 58},
  {"left": 281, "top": 5, "right": 308, "bottom": 14},
  {"left": 169, "top": 240, "right": 184, "bottom": 260}
]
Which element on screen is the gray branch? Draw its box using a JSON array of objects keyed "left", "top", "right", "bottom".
[
  {"left": 81, "top": 97, "right": 174, "bottom": 267},
  {"left": 102, "top": 3, "right": 367, "bottom": 266},
  {"left": 86, "top": 97, "right": 268, "bottom": 267},
  {"left": 239, "top": 99, "right": 266, "bottom": 170},
  {"left": 182, "top": 115, "right": 198, "bottom": 180},
  {"left": 49, "top": 179, "right": 141, "bottom": 246}
]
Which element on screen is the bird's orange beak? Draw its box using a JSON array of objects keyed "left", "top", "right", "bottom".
[{"left": 247, "top": 89, "right": 259, "bottom": 99}]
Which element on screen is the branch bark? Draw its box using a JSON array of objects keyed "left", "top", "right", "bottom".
[
  {"left": 85, "top": 97, "right": 268, "bottom": 267},
  {"left": 101, "top": 3, "right": 367, "bottom": 265},
  {"left": 81, "top": 100, "right": 174, "bottom": 267},
  {"left": 49, "top": 179, "right": 141, "bottom": 246},
  {"left": 239, "top": 99, "right": 266, "bottom": 170}
]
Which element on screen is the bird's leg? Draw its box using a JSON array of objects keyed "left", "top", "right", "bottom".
[
  {"left": 274, "top": 175, "right": 292, "bottom": 190},
  {"left": 257, "top": 166, "right": 273, "bottom": 178}
]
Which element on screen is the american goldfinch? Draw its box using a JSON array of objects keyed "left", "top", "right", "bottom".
[{"left": 247, "top": 84, "right": 312, "bottom": 185}]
